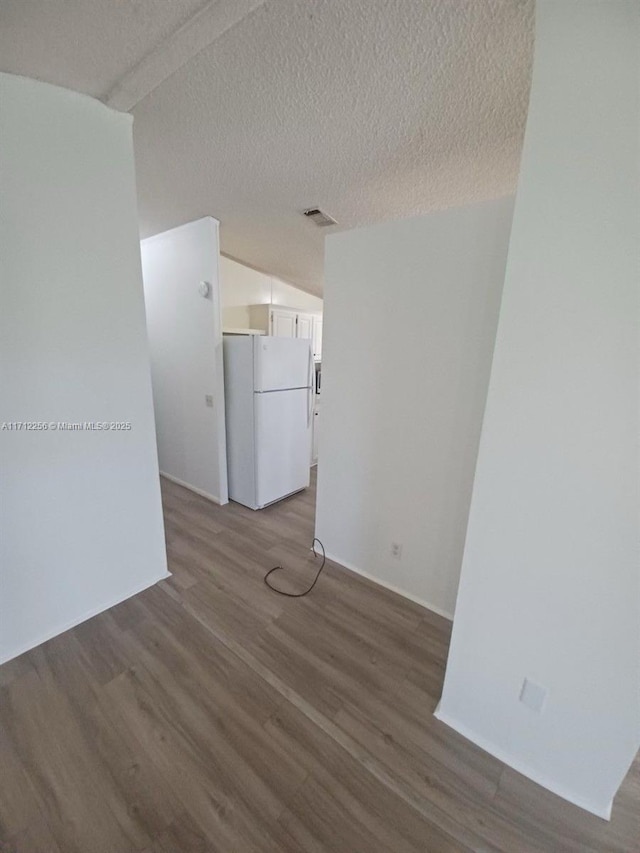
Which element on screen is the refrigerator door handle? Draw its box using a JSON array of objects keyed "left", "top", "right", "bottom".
[{"left": 307, "top": 345, "right": 313, "bottom": 428}]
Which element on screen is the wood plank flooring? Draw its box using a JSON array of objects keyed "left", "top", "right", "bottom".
[{"left": 1, "top": 470, "right": 638, "bottom": 852}]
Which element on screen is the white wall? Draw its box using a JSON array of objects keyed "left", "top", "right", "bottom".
[
  {"left": 437, "top": 0, "right": 640, "bottom": 818},
  {"left": 220, "top": 255, "right": 323, "bottom": 328},
  {"left": 0, "top": 74, "right": 168, "bottom": 664},
  {"left": 315, "top": 197, "right": 514, "bottom": 617},
  {"left": 141, "top": 219, "right": 228, "bottom": 504}
]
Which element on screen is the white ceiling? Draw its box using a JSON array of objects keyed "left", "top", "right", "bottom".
[{"left": 0, "top": 0, "right": 534, "bottom": 294}]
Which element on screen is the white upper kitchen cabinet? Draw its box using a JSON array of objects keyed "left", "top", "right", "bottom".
[
  {"left": 296, "top": 312, "right": 313, "bottom": 340},
  {"left": 271, "top": 307, "right": 297, "bottom": 338},
  {"left": 249, "top": 305, "right": 321, "bottom": 350}
]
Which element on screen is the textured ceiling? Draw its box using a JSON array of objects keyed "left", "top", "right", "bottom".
[
  {"left": 1, "top": 0, "right": 534, "bottom": 294},
  {"left": 0, "top": 0, "right": 210, "bottom": 98}
]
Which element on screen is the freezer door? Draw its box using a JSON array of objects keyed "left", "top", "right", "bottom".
[
  {"left": 254, "top": 388, "right": 311, "bottom": 508},
  {"left": 253, "top": 336, "right": 313, "bottom": 392}
]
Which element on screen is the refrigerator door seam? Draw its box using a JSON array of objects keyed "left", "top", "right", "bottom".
[{"left": 255, "top": 387, "right": 311, "bottom": 393}]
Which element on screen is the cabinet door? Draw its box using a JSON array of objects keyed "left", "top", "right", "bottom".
[
  {"left": 296, "top": 313, "right": 313, "bottom": 340},
  {"left": 312, "top": 317, "right": 323, "bottom": 360},
  {"left": 270, "top": 308, "right": 296, "bottom": 338}
]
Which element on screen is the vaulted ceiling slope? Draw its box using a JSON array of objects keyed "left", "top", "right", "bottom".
[{"left": 0, "top": 0, "right": 534, "bottom": 294}]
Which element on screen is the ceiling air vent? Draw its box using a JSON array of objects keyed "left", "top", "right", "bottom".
[{"left": 303, "top": 207, "right": 337, "bottom": 227}]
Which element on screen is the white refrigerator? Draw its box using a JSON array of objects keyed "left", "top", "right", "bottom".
[{"left": 223, "top": 335, "right": 313, "bottom": 510}]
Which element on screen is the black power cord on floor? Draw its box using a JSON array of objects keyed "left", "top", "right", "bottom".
[{"left": 263, "top": 537, "right": 326, "bottom": 597}]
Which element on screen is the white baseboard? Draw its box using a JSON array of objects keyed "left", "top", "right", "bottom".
[
  {"left": 0, "top": 571, "right": 171, "bottom": 666},
  {"left": 433, "top": 704, "right": 613, "bottom": 821},
  {"left": 160, "top": 471, "right": 227, "bottom": 505},
  {"left": 323, "top": 551, "right": 454, "bottom": 622}
]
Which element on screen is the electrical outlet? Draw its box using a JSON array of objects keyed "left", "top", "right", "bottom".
[
  {"left": 391, "top": 542, "right": 403, "bottom": 559},
  {"left": 520, "top": 678, "right": 548, "bottom": 713},
  {"left": 205, "top": 395, "right": 214, "bottom": 408}
]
